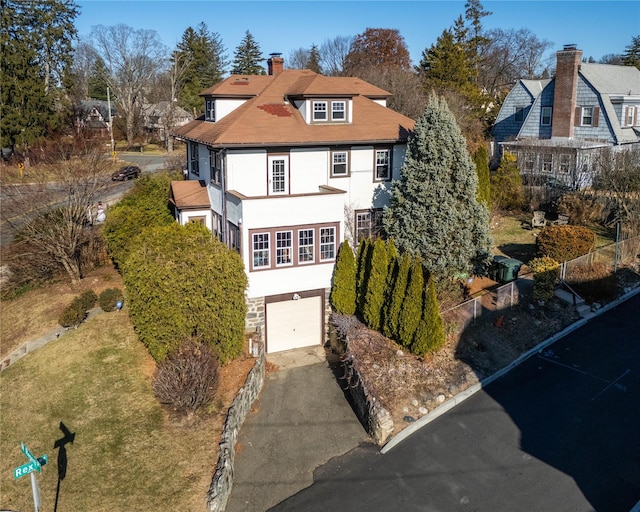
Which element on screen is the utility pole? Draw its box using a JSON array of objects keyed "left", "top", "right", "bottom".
[{"left": 107, "top": 87, "right": 115, "bottom": 160}]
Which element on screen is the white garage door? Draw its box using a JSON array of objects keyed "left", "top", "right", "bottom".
[{"left": 266, "top": 296, "right": 322, "bottom": 353}]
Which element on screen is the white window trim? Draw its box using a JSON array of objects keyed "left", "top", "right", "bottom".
[
  {"left": 581, "top": 106, "right": 594, "bottom": 126},
  {"left": 541, "top": 106, "right": 552, "bottom": 126},
  {"left": 313, "top": 101, "right": 328, "bottom": 122},
  {"left": 275, "top": 230, "right": 293, "bottom": 267},
  {"left": 331, "top": 150, "right": 349, "bottom": 177},
  {"left": 319, "top": 226, "right": 336, "bottom": 261},
  {"left": 374, "top": 149, "right": 391, "bottom": 181},
  {"left": 331, "top": 101, "right": 346, "bottom": 121},
  {"left": 268, "top": 156, "right": 288, "bottom": 195},
  {"left": 205, "top": 99, "right": 215, "bottom": 121},
  {"left": 252, "top": 232, "right": 270, "bottom": 268},
  {"left": 298, "top": 229, "right": 315, "bottom": 265}
]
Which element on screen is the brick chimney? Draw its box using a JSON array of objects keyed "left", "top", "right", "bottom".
[
  {"left": 268, "top": 53, "right": 284, "bottom": 75},
  {"left": 551, "top": 44, "right": 583, "bottom": 139}
]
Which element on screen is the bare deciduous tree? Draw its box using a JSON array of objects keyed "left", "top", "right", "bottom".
[
  {"left": 320, "top": 35, "right": 353, "bottom": 76},
  {"left": 3, "top": 141, "right": 112, "bottom": 283},
  {"left": 87, "top": 24, "right": 167, "bottom": 147}
]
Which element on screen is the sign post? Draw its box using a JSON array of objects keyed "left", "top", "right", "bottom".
[{"left": 15, "top": 442, "right": 48, "bottom": 512}]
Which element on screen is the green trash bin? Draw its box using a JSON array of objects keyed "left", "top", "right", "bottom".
[{"left": 491, "top": 256, "right": 523, "bottom": 283}]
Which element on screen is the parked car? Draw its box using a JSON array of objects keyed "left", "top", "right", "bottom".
[{"left": 111, "top": 165, "right": 141, "bottom": 181}]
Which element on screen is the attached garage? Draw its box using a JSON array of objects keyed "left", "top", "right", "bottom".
[{"left": 265, "top": 292, "right": 324, "bottom": 354}]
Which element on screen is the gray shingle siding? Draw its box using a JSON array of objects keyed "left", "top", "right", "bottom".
[
  {"left": 492, "top": 82, "right": 535, "bottom": 142},
  {"left": 574, "top": 76, "right": 613, "bottom": 142},
  {"left": 519, "top": 82, "right": 555, "bottom": 139}
]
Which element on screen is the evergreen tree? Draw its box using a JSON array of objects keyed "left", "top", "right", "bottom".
[
  {"left": 490, "top": 150, "right": 525, "bottom": 211},
  {"left": 355, "top": 238, "right": 371, "bottom": 316},
  {"left": 308, "top": 44, "right": 322, "bottom": 74},
  {"left": 411, "top": 276, "right": 446, "bottom": 356},
  {"left": 381, "top": 238, "right": 399, "bottom": 335},
  {"left": 464, "top": 0, "right": 492, "bottom": 86},
  {"left": 1, "top": 0, "right": 79, "bottom": 151},
  {"left": 473, "top": 145, "right": 491, "bottom": 208},
  {"left": 176, "top": 23, "right": 228, "bottom": 114},
  {"left": 330, "top": 241, "right": 357, "bottom": 315},
  {"left": 384, "top": 93, "right": 492, "bottom": 278},
  {"left": 383, "top": 252, "right": 410, "bottom": 340},
  {"left": 417, "top": 29, "right": 473, "bottom": 96},
  {"left": 88, "top": 57, "right": 109, "bottom": 100},
  {"left": 622, "top": 35, "right": 640, "bottom": 70},
  {"left": 363, "top": 237, "right": 389, "bottom": 331},
  {"left": 398, "top": 258, "right": 424, "bottom": 348},
  {"left": 231, "top": 30, "right": 265, "bottom": 75}
]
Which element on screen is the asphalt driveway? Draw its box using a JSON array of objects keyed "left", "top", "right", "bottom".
[{"left": 270, "top": 292, "right": 640, "bottom": 512}]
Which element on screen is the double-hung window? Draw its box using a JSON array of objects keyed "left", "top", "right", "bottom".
[
  {"left": 298, "top": 229, "right": 314, "bottom": 264},
  {"left": 559, "top": 154, "right": 571, "bottom": 174},
  {"left": 625, "top": 106, "right": 635, "bottom": 127},
  {"left": 331, "top": 150, "right": 348, "bottom": 177},
  {"left": 356, "top": 209, "right": 384, "bottom": 240},
  {"left": 313, "top": 101, "right": 327, "bottom": 121},
  {"left": 205, "top": 99, "right": 215, "bottom": 121},
  {"left": 189, "top": 142, "right": 199, "bottom": 176},
  {"left": 331, "top": 101, "right": 346, "bottom": 121},
  {"left": 542, "top": 153, "right": 553, "bottom": 173},
  {"left": 210, "top": 150, "right": 221, "bottom": 185},
  {"left": 319, "top": 227, "right": 336, "bottom": 261},
  {"left": 276, "top": 231, "right": 293, "bottom": 266},
  {"left": 541, "top": 106, "right": 552, "bottom": 126},
  {"left": 375, "top": 149, "right": 391, "bottom": 181},
  {"left": 253, "top": 233, "right": 270, "bottom": 268},
  {"left": 581, "top": 106, "right": 594, "bottom": 126}
]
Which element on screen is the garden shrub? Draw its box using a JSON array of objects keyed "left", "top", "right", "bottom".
[
  {"left": 79, "top": 289, "right": 98, "bottom": 311},
  {"left": 398, "top": 258, "right": 424, "bottom": 348},
  {"left": 536, "top": 225, "right": 596, "bottom": 262},
  {"left": 557, "top": 193, "right": 604, "bottom": 226},
  {"left": 363, "top": 238, "right": 389, "bottom": 331},
  {"left": 411, "top": 277, "right": 445, "bottom": 356},
  {"left": 59, "top": 297, "right": 87, "bottom": 328},
  {"left": 529, "top": 256, "right": 559, "bottom": 302},
  {"left": 99, "top": 288, "right": 123, "bottom": 312},
  {"left": 152, "top": 341, "right": 220, "bottom": 418},
  {"left": 330, "top": 241, "right": 356, "bottom": 315}
]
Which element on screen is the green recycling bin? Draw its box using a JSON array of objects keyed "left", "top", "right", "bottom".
[{"left": 491, "top": 256, "right": 523, "bottom": 283}]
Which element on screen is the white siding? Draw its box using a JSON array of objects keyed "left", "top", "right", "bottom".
[
  {"left": 179, "top": 209, "right": 212, "bottom": 230},
  {"left": 226, "top": 150, "right": 267, "bottom": 196},
  {"left": 216, "top": 98, "right": 247, "bottom": 121},
  {"left": 290, "top": 148, "right": 327, "bottom": 194}
]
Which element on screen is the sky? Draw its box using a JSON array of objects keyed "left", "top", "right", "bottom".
[{"left": 75, "top": 0, "right": 640, "bottom": 70}]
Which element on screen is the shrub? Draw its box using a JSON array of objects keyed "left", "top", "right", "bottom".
[
  {"left": 99, "top": 288, "right": 124, "bottom": 312},
  {"left": 59, "top": 297, "right": 87, "bottom": 328},
  {"left": 529, "top": 256, "right": 559, "bottom": 302},
  {"left": 122, "top": 223, "right": 247, "bottom": 362},
  {"left": 152, "top": 341, "right": 220, "bottom": 418},
  {"left": 78, "top": 289, "right": 98, "bottom": 311},
  {"left": 398, "top": 258, "right": 424, "bottom": 348},
  {"left": 330, "top": 241, "right": 357, "bottom": 315},
  {"left": 490, "top": 151, "right": 525, "bottom": 211},
  {"left": 536, "top": 225, "right": 596, "bottom": 262},
  {"left": 557, "top": 193, "right": 604, "bottom": 226},
  {"left": 411, "top": 277, "right": 445, "bottom": 356},
  {"left": 383, "top": 252, "right": 410, "bottom": 340},
  {"left": 363, "top": 238, "right": 389, "bottom": 331}
]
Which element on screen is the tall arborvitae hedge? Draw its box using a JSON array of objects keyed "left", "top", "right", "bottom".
[
  {"left": 330, "top": 241, "right": 357, "bottom": 315},
  {"left": 381, "top": 239, "right": 399, "bottom": 335},
  {"left": 363, "top": 238, "right": 389, "bottom": 331},
  {"left": 411, "top": 276, "right": 446, "bottom": 356},
  {"left": 383, "top": 252, "right": 410, "bottom": 340},
  {"left": 473, "top": 145, "right": 491, "bottom": 209},
  {"left": 398, "top": 257, "right": 424, "bottom": 348},
  {"left": 355, "top": 238, "right": 371, "bottom": 316}
]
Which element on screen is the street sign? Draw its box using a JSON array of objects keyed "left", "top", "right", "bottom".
[
  {"left": 14, "top": 461, "right": 38, "bottom": 479},
  {"left": 21, "top": 442, "right": 40, "bottom": 472}
]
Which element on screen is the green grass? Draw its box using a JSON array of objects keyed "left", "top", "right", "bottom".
[
  {"left": 0, "top": 312, "right": 220, "bottom": 511},
  {"left": 490, "top": 212, "right": 616, "bottom": 265}
]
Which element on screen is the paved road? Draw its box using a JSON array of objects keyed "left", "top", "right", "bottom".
[{"left": 271, "top": 293, "right": 640, "bottom": 512}]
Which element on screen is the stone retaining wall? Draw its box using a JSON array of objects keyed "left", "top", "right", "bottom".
[{"left": 206, "top": 333, "right": 265, "bottom": 511}]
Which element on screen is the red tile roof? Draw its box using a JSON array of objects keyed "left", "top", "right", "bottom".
[{"left": 175, "top": 70, "right": 414, "bottom": 148}]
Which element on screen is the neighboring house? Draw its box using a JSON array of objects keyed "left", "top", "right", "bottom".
[
  {"left": 172, "top": 54, "right": 414, "bottom": 354},
  {"left": 76, "top": 100, "right": 115, "bottom": 136},
  {"left": 492, "top": 44, "right": 640, "bottom": 189},
  {"left": 143, "top": 101, "right": 193, "bottom": 143}
]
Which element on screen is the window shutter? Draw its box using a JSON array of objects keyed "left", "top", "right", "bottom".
[
  {"left": 593, "top": 107, "right": 599, "bottom": 127},
  {"left": 575, "top": 107, "right": 582, "bottom": 125},
  {"left": 634, "top": 106, "right": 638, "bottom": 126}
]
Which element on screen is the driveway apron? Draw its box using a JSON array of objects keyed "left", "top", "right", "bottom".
[{"left": 226, "top": 350, "right": 370, "bottom": 512}]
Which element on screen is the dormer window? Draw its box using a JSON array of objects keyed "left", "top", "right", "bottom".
[
  {"left": 205, "top": 99, "right": 215, "bottom": 122},
  {"left": 313, "top": 101, "right": 327, "bottom": 121},
  {"left": 331, "top": 101, "right": 346, "bottom": 121}
]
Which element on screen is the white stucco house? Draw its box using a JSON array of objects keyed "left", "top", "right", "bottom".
[{"left": 171, "top": 54, "right": 414, "bottom": 354}]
